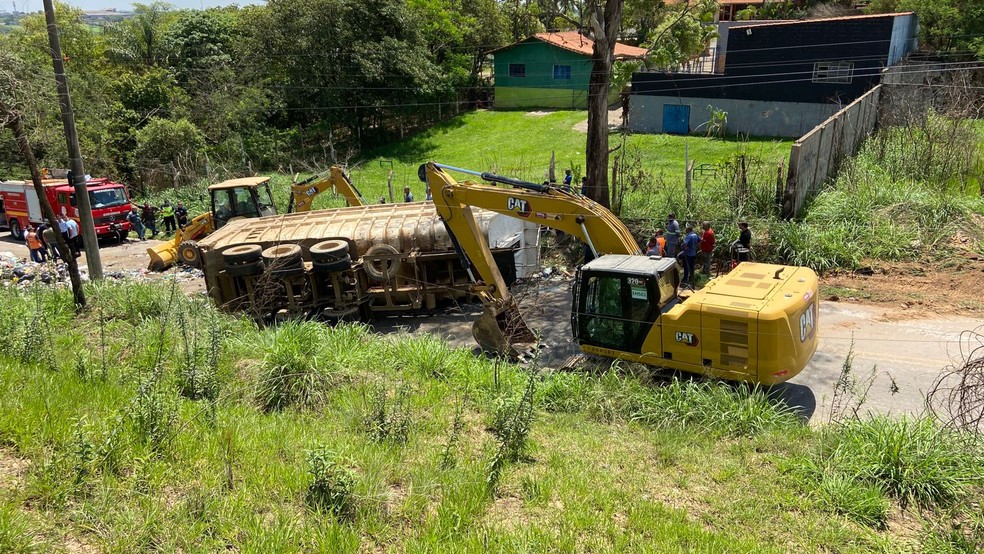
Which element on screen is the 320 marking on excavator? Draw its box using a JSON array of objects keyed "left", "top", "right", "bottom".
[{"left": 506, "top": 197, "right": 531, "bottom": 217}]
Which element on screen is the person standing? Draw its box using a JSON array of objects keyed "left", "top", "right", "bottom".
[
  {"left": 175, "top": 203, "right": 188, "bottom": 229},
  {"left": 142, "top": 203, "right": 158, "bottom": 236},
  {"left": 42, "top": 222, "right": 60, "bottom": 260},
  {"left": 700, "top": 221, "right": 715, "bottom": 276},
  {"left": 161, "top": 201, "right": 176, "bottom": 233},
  {"left": 403, "top": 186, "right": 414, "bottom": 203},
  {"left": 64, "top": 216, "right": 81, "bottom": 258},
  {"left": 665, "top": 213, "right": 681, "bottom": 258},
  {"left": 127, "top": 207, "right": 146, "bottom": 241},
  {"left": 682, "top": 225, "right": 700, "bottom": 285},
  {"left": 580, "top": 177, "right": 589, "bottom": 196},
  {"left": 738, "top": 221, "right": 751, "bottom": 249},
  {"left": 562, "top": 169, "right": 573, "bottom": 192},
  {"left": 25, "top": 225, "right": 46, "bottom": 263}
]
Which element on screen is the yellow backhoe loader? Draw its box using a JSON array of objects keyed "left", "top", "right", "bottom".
[
  {"left": 421, "top": 162, "right": 818, "bottom": 385},
  {"left": 148, "top": 167, "right": 365, "bottom": 270}
]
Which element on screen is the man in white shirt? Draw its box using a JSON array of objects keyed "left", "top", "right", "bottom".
[{"left": 63, "top": 215, "right": 81, "bottom": 257}]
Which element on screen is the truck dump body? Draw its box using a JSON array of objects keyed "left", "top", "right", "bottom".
[{"left": 198, "top": 202, "right": 538, "bottom": 319}]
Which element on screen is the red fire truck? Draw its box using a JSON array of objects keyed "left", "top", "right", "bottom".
[{"left": 0, "top": 178, "right": 134, "bottom": 240}]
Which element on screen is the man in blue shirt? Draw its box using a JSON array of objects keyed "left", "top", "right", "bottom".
[{"left": 681, "top": 225, "right": 700, "bottom": 285}]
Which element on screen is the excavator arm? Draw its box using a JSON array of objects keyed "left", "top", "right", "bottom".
[
  {"left": 422, "top": 161, "right": 642, "bottom": 356},
  {"left": 288, "top": 166, "right": 365, "bottom": 212}
]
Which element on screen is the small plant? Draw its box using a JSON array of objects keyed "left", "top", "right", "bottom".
[
  {"left": 129, "top": 377, "right": 178, "bottom": 452},
  {"left": 305, "top": 447, "right": 356, "bottom": 518},
  {"left": 815, "top": 473, "right": 889, "bottom": 528},
  {"left": 73, "top": 353, "right": 91, "bottom": 382},
  {"left": 439, "top": 396, "right": 466, "bottom": 470},
  {"left": 362, "top": 385, "right": 412, "bottom": 444},
  {"left": 486, "top": 368, "right": 537, "bottom": 491},
  {"left": 0, "top": 502, "right": 42, "bottom": 553}
]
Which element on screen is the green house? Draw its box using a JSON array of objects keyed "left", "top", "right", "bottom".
[{"left": 492, "top": 31, "right": 648, "bottom": 110}]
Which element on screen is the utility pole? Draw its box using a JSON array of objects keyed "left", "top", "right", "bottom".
[{"left": 43, "top": 0, "right": 102, "bottom": 280}]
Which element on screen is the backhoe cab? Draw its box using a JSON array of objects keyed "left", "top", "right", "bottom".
[{"left": 421, "top": 161, "right": 819, "bottom": 385}]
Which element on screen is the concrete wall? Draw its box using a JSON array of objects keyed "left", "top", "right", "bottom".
[
  {"left": 781, "top": 85, "right": 881, "bottom": 218},
  {"left": 628, "top": 95, "right": 840, "bottom": 138}
]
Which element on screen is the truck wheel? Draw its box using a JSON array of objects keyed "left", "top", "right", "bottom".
[
  {"left": 262, "top": 244, "right": 303, "bottom": 268},
  {"left": 312, "top": 255, "right": 351, "bottom": 274},
  {"left": 225, "top": 259, "right": 265, "bottom": 277},
  {"left": 364, "top": 243, "right": 401, "bottom": 281},
  {"left": 9, "top": 219, "right": 21, "bottom": 240},
  {"left": 222, "top": 244, "right": 262, "bottom": 264},
  {"left": 178, "top": 240, "right": 203, "bottom": 268},
  {"left": 309, "top": 239, "right": 349, "bottom": 263}
]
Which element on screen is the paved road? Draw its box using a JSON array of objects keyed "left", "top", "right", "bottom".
[{"left": 373, "top": 279, "right": 980, "bottom": 423}]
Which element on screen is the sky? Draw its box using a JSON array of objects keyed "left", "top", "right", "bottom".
[{"left": 8, "top": 0, "right": 261, "bottom": 13}]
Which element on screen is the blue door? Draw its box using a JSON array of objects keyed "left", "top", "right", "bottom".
[{"left": 663, "top": 104, "right": 690, "bottom": 134}]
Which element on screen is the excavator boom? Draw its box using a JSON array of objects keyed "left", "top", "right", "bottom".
[
  {"left": 422, "top": 161, "right": 641, "bottom": 356},
  {"left": 289, "top": 166, "right": 365, "bottom": 212}
]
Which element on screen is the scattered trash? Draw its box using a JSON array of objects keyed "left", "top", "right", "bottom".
[{"left": 0, "top": 251, "right": 203, "bottom": 290}]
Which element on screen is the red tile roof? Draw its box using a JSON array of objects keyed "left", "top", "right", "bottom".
[{"left": 530, "top": 31, "right": 649, "bottom": 60}]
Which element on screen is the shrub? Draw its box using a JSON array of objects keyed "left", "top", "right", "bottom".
[
  {"left": 794, "top": 416, "right": 984, "bottom": 517},
  {"left": 305, "top": 447, "right": 356, "bottom": 517},
  {"left": 815, "top": 473, "right": 889, "bottom": 528},
  {"left": 255, "top": 321, "right": 336, "bottom": 411},
  {"left": 129, "top": 377, "right": 178, "bottom": 452}
]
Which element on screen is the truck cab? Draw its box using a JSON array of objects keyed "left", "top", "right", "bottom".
[{"left": 209, "top": 177, "right": 277, "bottom": 229}]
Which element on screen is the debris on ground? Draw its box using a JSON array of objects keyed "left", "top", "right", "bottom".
[{"left": 0, "top": 251, "right": 203, "bottom": 289}]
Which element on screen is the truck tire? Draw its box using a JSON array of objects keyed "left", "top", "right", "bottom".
[
  {"left": 364, "top": 243, "right": 401, "bottom": 281},
  {"left": 223, "top": 244, "right": 262, "bottom": 264},
  {"left": 9, "top": 219, "right": 21, "bottom": 240},
  {"left": 178, "top": 240, "right": 203, "bottom": 268},
  {"left": 309, "top": 239, "right": 349, "bottom": 263},
  {"left": 262, "top": 244, "right": 303, "bottom": 268},
  {"left": 225, "top": 259, "right": 265, "bottom": 278},
  {"left": 312, "top": 255, "right": 351, "bottom": 274}
]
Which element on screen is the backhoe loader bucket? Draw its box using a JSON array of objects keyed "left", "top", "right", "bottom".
[
  {"left": 147, "top": 240, "right": 178, "bottom": 271},
  {"left": 471, "top": 299, "right": 539, "bottom": 359}
]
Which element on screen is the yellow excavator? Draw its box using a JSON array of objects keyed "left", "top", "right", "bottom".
[
  {"left": 421, "top": 162, "right": 819, "bottom": 385},
  {"left": 148, "top": 167, "right": 366, "bottom": 270}
]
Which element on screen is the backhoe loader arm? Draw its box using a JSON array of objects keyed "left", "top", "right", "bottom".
[
  {"left": 147, "top": 212, "right": 214, "bottom": 270},
  {"left": 421, "top": 161, "right": 642, "bottom": 356},
  {"left": 289, "top": 166, "right": 365, "bottom": 212}
]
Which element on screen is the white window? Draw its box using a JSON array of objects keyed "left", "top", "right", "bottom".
[{"left": 812, "top": 61, "right": 854, "bottom": 84}]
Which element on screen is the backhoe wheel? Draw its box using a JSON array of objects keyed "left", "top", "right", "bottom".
[
  {"left": 177, "top": 240, "right": 203, "bottom": 268},
  {"left": 309, "top": 239, "right": 349, "bottom": 263},
  {"left": 312, "top": 255, "right": 352, "bottom": 274},
  {"left": 225, "top": 259, "right": 265, "bottom": 278},
  {"left": 363, "top": 243, "right": 402, "bottom": 281},
  {"left": 261, "top": 244, "right": 303, "bottom": 269},
  {"left": 223, "top": 244, "right": 262, "bottom": 264}
]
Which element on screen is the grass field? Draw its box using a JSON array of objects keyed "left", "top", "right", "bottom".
[{"left": 0, "top": 282, "right": 981, "bottom": 552}]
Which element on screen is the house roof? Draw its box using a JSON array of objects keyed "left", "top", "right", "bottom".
[
  {"left": 494, "top": 31, "right": 649, "bottom": 60},
  {"left": 730, "top": 11, "right": 915, "bottom": 30}
]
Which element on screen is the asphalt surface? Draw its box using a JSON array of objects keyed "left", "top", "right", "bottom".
[{"left": 373, "top": 279, "right": 980, "bottom": 423}]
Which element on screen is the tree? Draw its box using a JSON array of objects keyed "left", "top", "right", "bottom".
[
  {"left": 104, "top": 2, "right": 175, "bottom": 69},
  {"left": 0, "top": 52, "right": 86, "bottom": 307},
  {"left": 583, "top": 0, "right": 623, "bottom": 209}
]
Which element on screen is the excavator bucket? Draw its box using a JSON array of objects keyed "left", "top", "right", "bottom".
[
  {"left": 147, "top": 240, "right": 178, "bottom": 271},
  {"left": 471, "top": 298, "right": 539, "bottom": 359}
]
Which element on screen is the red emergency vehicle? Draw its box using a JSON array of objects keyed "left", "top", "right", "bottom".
[{"left": 0, "top": 178, "right": 133, "bottom": 240}]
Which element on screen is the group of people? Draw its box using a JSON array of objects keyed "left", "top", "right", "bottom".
[
  {"left": 23, "top": 215, "right": 83, "bottom": 263},
  {"left": 378, "top": 186, "right": 434, "bottom": 204},
  {"left": 125, "top": 201, "right": 189, "bottom": 241},
  {"left": 644, "top": 214, "right": 753, "bottom": 286}
]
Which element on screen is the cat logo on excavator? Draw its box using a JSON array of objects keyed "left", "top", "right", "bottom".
[{"left": 506, "top": 197, "right": 531, "bottom": 217}]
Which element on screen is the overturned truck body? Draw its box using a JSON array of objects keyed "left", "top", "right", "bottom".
[{"left": 197, "top": 202, "right": 539, "bottom": 320}]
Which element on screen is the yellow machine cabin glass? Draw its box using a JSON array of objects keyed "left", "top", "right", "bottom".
[{"left": 575, "top": 272, "right": 659, "bottom": 353}]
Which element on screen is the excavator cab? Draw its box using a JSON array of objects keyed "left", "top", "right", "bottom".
[
  {"left": 210, "top": 177, "right": 277, "bottom": 228},
  {"left": 572, "top": 256, "right": 678, "bottom": 353}
]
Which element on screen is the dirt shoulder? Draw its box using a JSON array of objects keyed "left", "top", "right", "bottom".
[{"left": 821, "top": 257, "right": 984, "bottom": 320}]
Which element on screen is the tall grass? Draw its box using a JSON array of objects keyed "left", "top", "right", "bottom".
[
  {"left": 253, "top": 321, "right": 340, "bottom": 411},
  {"left": 791, "top": 416, "right": 984, "bottom": 527}
]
